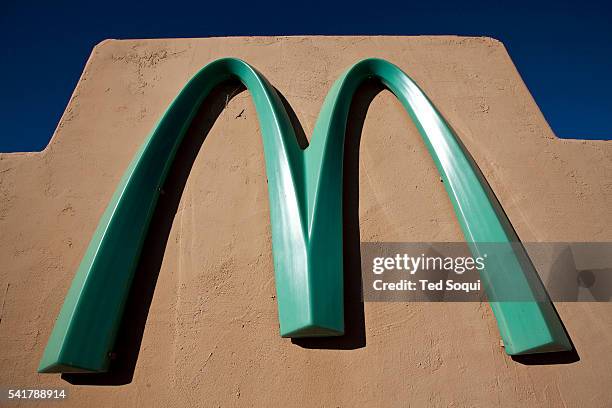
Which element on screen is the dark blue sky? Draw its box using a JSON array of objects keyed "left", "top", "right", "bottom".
[{"left": 1, "top": 0, "right": 611, "bottom": 152}]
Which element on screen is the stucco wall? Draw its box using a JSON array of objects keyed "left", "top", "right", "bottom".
[{"left": 1, "top": 36, "right": 611, "bottom": 407}]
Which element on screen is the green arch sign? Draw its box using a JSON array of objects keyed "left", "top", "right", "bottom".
[{"left": 38, "top": 58, "right": 570, "bottom": 374}]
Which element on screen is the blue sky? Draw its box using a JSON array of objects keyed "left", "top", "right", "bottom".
[{"left": 1, "top": 0, "right": 611, "bottom": 152}]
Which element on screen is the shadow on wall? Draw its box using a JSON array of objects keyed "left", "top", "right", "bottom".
[{"left": 63, "top": 82, "right": 247, "bottom": 385}]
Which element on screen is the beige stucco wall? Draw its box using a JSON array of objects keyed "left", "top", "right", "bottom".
[{"left": 1, "top": 36, "right": 611, "bottom": 407}]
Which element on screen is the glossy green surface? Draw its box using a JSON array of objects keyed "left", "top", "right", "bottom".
[{"left": 39, "top": 58, "right": 570, "bottom": 373}]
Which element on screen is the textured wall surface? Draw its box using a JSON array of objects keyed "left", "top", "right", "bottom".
[{"left": 1, "top": 36, "right": 611, "bottom": 407}]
